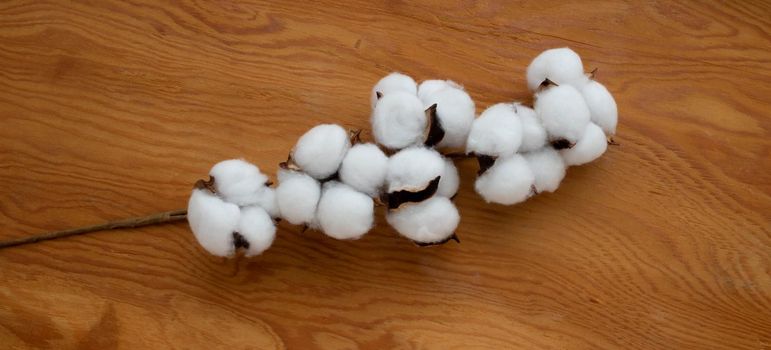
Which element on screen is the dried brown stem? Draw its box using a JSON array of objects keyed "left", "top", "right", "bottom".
[
  {"left": 195, "top": 176, "right": 216, "bottom": 193},
  {"left": 349, "top": 129, "right": 363, "bottom": 144},
  {"left": 589, "top": 67, "right": 598, "bottom": 79},
  {"left": 0, "top": 209, "right": 188, "bottom": 250}
]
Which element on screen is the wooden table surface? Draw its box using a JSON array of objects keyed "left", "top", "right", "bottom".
[{"left": 1, "top": 1, "right": 769, "bottom": 349}]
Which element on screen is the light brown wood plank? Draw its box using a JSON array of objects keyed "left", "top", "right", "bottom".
[{"left": 0, "top": 1, "right": 769, "bottom": 349}]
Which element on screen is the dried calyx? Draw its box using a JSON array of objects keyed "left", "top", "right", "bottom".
[
  {"left": 550, "top": 139, "right": 575, "bottom": 150},
  {"left": 385, "top": 176, "right": 441, "bottom": 210},
  {"left": 423, "top": 104, "right": 445, "bottom": 147},
  {"left": 194, "top": 176, "right": 216, "bottom": 193},
  {"left": 538, "top": 78, "right": 559, "bottom": 90},
  {"left": 475, "top": 155, "right": 496, "bottom": 175},
  {"left": 414, "top": 233, "right": 460, "bottom": 247}
]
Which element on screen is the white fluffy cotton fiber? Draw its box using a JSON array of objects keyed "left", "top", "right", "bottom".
[
  {"left": 515, "top": 104, "right": 548, "bottom": 153},
  {"left": 560, "top": 122, "right": 607, "bottom": 166},
  {"left": 275, "top": 170, "right": 321, "bottom": 225},
  {"left": 580, "top": 80, "right": 618, "bottom": 135},
  {"left": 474, "top": 154, "right": 535, "bottom": 205},
  {"left": 417, "top": 79, "right": 461, "bottom": 102},
  {"left": 371, "top": 72, "right": 417, "bottom": 108},
  {"left": 523, "top": 147, "right": 566, "bottom": 193},
  {"left": 316, "top": 182, "right": 374, "bottom": 240},
  {"left": 339, "top": 143, "right": 389, "bottom": 196},
  {"left": 535, "top": 84, "right": 591, "bottom": 144},
  {"left": 291, "top": 124, "right": 351, "bottom": 180},
  {"left": 466, "top": 103, "right": 522, "bottom": 158},
  {"left": 437, "top": 158, "right": 460, "bottom": 198},
  {"left": 386, "top": 196, "right": 460, "bottom": 244},
  {"left": 237, "top": 206, "right": 276, "bottom": 257},
  {"left": 209, "top": 159, "right": 270, "bottom": 205},
  {"left": 420, "top": 85, "right": 475, "bottom": 149},
  {"left": 187, "top": 188, "right": 241, "bottom": 257},
  {"left": 372, "top": 91, "right": 427, "bottom": 150},
  {"left": 386, "top": 147, "right": 445, "bottom": 193},
  {"left": 526, "top": 47, "right": 586, "bottom": 91}
]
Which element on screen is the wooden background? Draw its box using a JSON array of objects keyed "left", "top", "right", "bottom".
[{"left": 1, "top": 1, "right": 769, "bottom": 349}]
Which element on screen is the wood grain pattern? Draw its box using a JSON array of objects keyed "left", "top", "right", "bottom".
[{"left": 1, "top": 1, "right": 769, "bottom": 348}]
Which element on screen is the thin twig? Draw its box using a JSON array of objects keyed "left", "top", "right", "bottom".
[{"left": 0, "top": 209, "right": 187, "bottom": 249}]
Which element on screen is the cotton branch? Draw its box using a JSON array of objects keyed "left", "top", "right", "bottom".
[{"left": 0, "top": 209, "right": 187, "bottom": 249}]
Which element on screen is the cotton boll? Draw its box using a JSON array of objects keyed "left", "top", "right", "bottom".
[
  {"left": 417, "top": 79, "right": 463, "bottom": 104},
  {"left": 515, "top": 104, "right": 547, "bottom": 152},
  {"left": 187, "top": 189, "right": 241, "bottom": 257},
  {"left": 420, "top": 87, "right": 475, "bottom": 149},
  {"left": 339, "top": 143, "right": 389, "bottom": 196},
  {"left": 237, "top": 206, "right": 276, "bottom": 257},
  {"left": 386, "top": 147, "right": 445, "bottom": 193},
  {"left": 371, "top": 72, "right": 417, "bottom": 108},
  {"left": 316, "top": 182, "right": 374, "bottom": 240},
  {"left": 523, "top": 147, "right": 566, "bottom": 193},
  {"left": 209, "top": 159, "right": 271, "bottom": 206},
  {"left": 417, "top": 80, "right": 450, "bottom": 102},
  {"left": 292, "top": 124, "right": 351, "bottom": 180},
  {"left": 535, "top": 85, "right": 591, "bottom": 144},
  {"left": 275, "top": 170, "right": 321, "bottom": 225},
  {"left": 417, "top": 80, "right": 448, "bottom": 102},
  {"left": 466, "top": 103, "right": 522, "bottom": 158},
  {"left": 372, "top": 91, "right": 427, "bottom": 150},
  {"left": 386, "top": 196, "right": 460, "bottom": 244},
  {"left": 474, "top": 154, "right": 535, "bottom": 205},
  {"left": 437, "top": 158, "right": 459, "bottom": 198},
  {"left": 580, "top": 80, "right": 618, "bottom": 135},
  {"left": 526, "top": 47, "right": 585, "bottom": 91},
  {"left": 254, "top": 187, "right": 279, "bottom": 218},
  {"left": 560, "top": 123, "right": 608, "bottom": 166}
]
